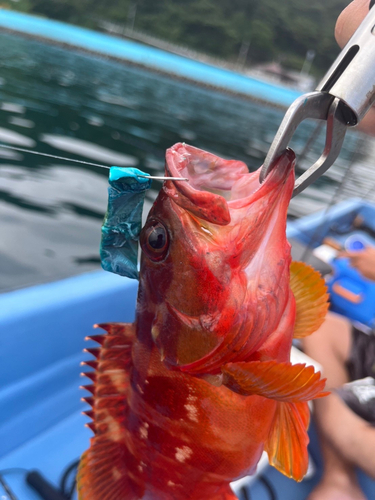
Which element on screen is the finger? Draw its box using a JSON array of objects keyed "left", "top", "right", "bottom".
[
  {"left": 335, "top": 1, "right": 375, "bottom": 135},
  {"left": 335, "top": 0, "right": 369, "bottom": 48},
  {"left": 337, "top": 251, "right": 363, "bottom": 261},
  {"left": 337, "top": 251, "right": 349, "bottom": 258},
  {"left": 357, "top": 107, "right": 375, "bottom": 135},
  {"left": 337, "top": 251, "right": 358, "bottom": 257}
]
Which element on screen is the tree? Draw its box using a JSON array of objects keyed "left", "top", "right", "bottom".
[{"left": 8, "top": 0, "right": 349, "bottom": 74}]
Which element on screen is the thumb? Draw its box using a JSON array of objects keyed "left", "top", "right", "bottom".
[{"left": 335, "top": 0, "right": 369, "bottom": 48}]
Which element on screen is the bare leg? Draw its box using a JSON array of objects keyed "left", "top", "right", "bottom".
[{"left": 302, "top": 312, "right": 375, "bottom": 500}]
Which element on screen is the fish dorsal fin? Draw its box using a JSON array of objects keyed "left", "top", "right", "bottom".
[
  {"left": 78, "top": 323, "right": 137, "bottom": 500},
  {"left": 222, "top": 360, "right": 328, "bottom": 401},
  {"left": 265, "top": 401, "right": 310, "bottom": 481},
  {"left": 290, "top": 261, "right": 329, "bottom": 339}
]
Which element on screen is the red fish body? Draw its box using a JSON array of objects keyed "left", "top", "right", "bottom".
[{"left": 78, "top": 144, "right": 328, "bottom": 500}]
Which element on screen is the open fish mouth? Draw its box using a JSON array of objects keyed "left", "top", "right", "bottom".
[
  {"left": 164, "top": 143, "right": 295, "bottom": 225},
  {"left": 150, "top": 143, "right": 296, "bottom": 370}
]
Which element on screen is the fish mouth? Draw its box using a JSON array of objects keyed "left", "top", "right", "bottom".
[{"left": 164, "top": 143, "right": 295, "bottom": 225}]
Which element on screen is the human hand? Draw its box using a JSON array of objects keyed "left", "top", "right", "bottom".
[
  {"left": 338, "top": 246, "right": 375, "bottom": 280},
  {"left": 335, "top": 0, "right": 375, "bottom": 135}
]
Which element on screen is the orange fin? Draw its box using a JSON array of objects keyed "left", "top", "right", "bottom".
[
  {"left": 265, "top": 401, "right": 310, "bottom": 481},
  {"left": 78, "top": 323, "right": 136, "bottom": 500},
  {"left": 77, "top": 448, "right": 137, "bottom": 500},
  {"left": 222, "top": 360, "right": 328, "bottom": 402},
  {"left": 290, "top": 261, "right": 329, "bottom": 338}
]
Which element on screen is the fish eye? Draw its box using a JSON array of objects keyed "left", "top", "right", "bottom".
[{"left": 141, "top": 221, "right": 169, "bottom": 261}]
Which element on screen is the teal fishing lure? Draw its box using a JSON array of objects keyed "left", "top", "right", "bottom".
[{"left": 100, "top": 167, "right": 151, "bottom": 279}]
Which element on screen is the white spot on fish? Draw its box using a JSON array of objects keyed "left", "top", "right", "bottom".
[
  {"left": 137, "top": 461, "right": 146, "bottom": 473},
  {"left": 136, "top": 383, "right": 144, "bottom": 395},
  {"left": 112, "top": 468, "right": 122, "bottom": 481},
  {"left": 109, "top": 369, "right": 127, "bottom": 394},
  {"left": 98, "top": 410, "right": 124, "bottom": 442},
  {"left": 167, "top": 481, "right": 176, "bottom": 487},
  {"left": 139, "top": 422, "right": 149, "bottom": 440},
  {"left": 151, "top": 325, "right": 159, "bottom": 341},
  {"left": 175, "top": 446, "right": 193, "bottom": 463},
  {"left": 184, "top": 395, "right": 199, "bottom": 422}
]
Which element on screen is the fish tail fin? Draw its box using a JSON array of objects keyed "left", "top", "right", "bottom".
[
  {"left": 290, "top": 261, "right": 329, "bottom": 338},
  {"left": 265, "top": 400, "right": 310, "bottom": 481},
  {"left": 78, "top": 323, "right": 137, "bottom": 500}
]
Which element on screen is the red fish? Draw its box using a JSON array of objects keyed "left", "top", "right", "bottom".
[{"left": 77, "top": 144, "right": 329, "bottom": 500}]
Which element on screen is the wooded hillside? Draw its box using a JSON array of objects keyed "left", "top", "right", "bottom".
[{"left": 5, "top": 0, "right": 349, "bottom": 74}]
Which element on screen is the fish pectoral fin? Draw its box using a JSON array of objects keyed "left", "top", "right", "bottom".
[
  {"left": 222, "top": 360, "right": 328, "bottom": 401},
  {"left": 290, "top": 261, "right": 329, "bottom": 338},
  {"left": 265, "top": 401, "right": 310, "bottom": 481},
  {"left": 222, "top": 359, "right": 326, "bottom": 481}
]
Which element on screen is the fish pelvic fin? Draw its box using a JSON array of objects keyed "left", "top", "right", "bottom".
[
  {"left": 221, "top": 360, "right": 329, "bottom": 402},
  {"left": 78, "top": 323, "right": 136, "bottom": 500},
  {"left": 290, "top": 261, "right": 329, "bottom": 339},
  {"left": 265, "top": 401, "right": 310, "bottom": 481}
]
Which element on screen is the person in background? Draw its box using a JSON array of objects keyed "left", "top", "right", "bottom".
[
  {"left": 303, "top": 5, "right": 375, "bottom": 498},
  {"left": 303, "top": 246, "right": 375, "bottom": 500}
]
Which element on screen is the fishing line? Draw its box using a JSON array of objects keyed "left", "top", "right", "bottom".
[
  {"left": 0, "top": 143, "right": 188, "bottom": 181},
  {"left": 0, "top": 143, "right": 111, "bottom": 169}
]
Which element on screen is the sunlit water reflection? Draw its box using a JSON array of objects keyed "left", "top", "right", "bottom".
[{"left": 0, "top": 32, "right": 374, "bottom": 292}]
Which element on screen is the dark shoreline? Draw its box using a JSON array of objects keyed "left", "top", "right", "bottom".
[{"left": 0, "top": 26, "right": 287, "bottom": 113}]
